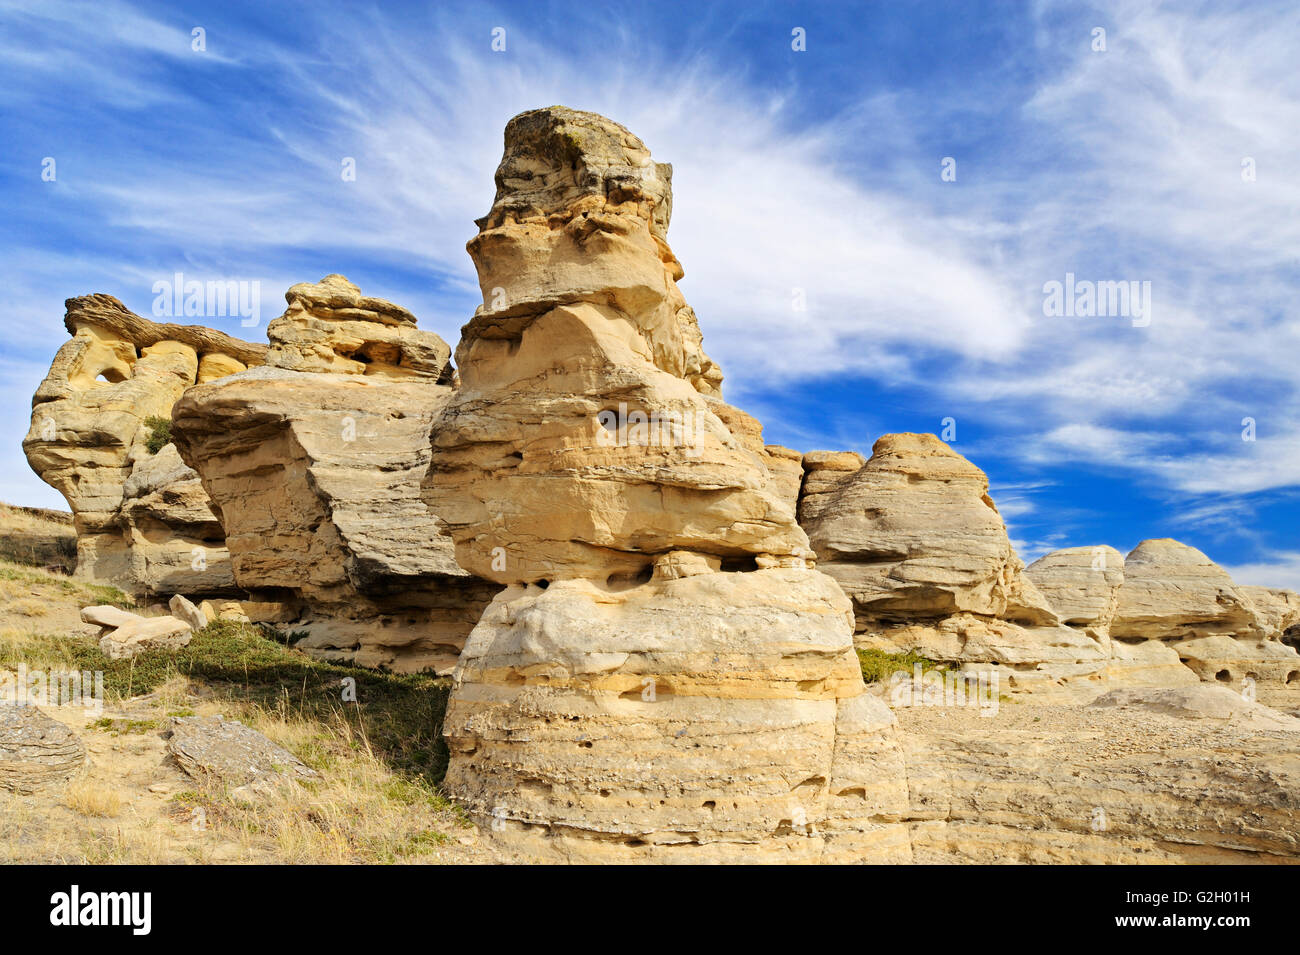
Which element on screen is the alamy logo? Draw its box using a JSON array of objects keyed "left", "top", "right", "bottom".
[
  {"left": 1042, "top": 272, "right": 1151, "bottom": 327},
  {"left": 49, "top": 885, "right": 151, "bottom": 935},
  {"left": 152, "top": 272, "right": 260, "bottom": 327}
]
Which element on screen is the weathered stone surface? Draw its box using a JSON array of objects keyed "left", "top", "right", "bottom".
[
  {"left": 893, "top": 702, "right": 1300, "bottom": 862},
  {"left": 80, "top": 605, "right": 141, "bottom": 629},
  {"left": 1111, "top": 539, "right": 1261, "bottom": 640},
  {"left": 805, "top": 434, "right": 1053, "bottom": 623},
  {"left": 1025, "top": 546, "right": 1125, "bottom": 627},
  {"left": 0, "top": 707, "right": 86, "bottom": 794},
  {"left": 436, "top": 107, "right": 899, "bottom": 862},
  {"left": 445, "top": 571, "right": 907, "bottom": 862},
  {"left": 168, "top": 593, "right": 207, "bottom": 632},
  {"left": 22, "top": 295, "right": 258, "bottom": 595},
  {"left": 166, "top": 715, "right": 320, "bottom": 790},
  {"left": 118, "top": 444, "right": 234, "bottom": 595},
  {"left": 797, "top": 450, "right": 864, "bottom": 526},
  {"left": 1090, "top": 685, "right": 1300, "bottom": 730},
  {"left": 172, "top": 290, "right": 497, "bottom": 675},
  {"left": 424, "top": 108, "right": 805, "bottom": 585},
  {"left": 266, "top": 274, "right": 453, "bottom": 380},
  {"left": 98, "top": 615, "right": 192, "bottom": 660}
]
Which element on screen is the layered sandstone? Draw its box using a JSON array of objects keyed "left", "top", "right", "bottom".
[
  {"left": 171, "top": 278, "right": 497, "bottom": 674},
  {"left": 801, "top": 434, "right": 1104, "bottom": 700},
  {"left": 22, "top": 295, "right": 260, "bottom": 595},
  {"left": 434, "top": 106, "right": 903, "bottom": 861}
]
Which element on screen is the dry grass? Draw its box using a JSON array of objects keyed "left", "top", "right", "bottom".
[
  {"left": 63, "top": 778, "right": 125, "bottom": 818},
  {"left": 0, "top": 561, "right": 490, "bottom": 865},
  {"left": 8, "top": 597, "right": 48, "bottom": 617},
  {"left": 168, "top": 698, "right": 475, "bottom": 864}
]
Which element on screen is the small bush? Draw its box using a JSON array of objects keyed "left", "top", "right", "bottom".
[
  {"left": 856, "top": 647, "right": 956, "bottom": 684},
  {"left": 143, "top": 415, "right": 172, "bottom": 454}
]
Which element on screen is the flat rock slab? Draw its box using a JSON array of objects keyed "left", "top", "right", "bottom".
[
  {"left": 1090, "top": 685, "right": 1300, "bottom": 731},
  {"left": 0, "top": 706, "right": 86, "bottom": 794},
  {"left": 99, "top": 615, "right": 192, "bottom": 661},
  {"left": 80, "top": 605, "right": 143, "bottom": 629},
  {"left": 166, "top": 715, "right": 320, "bottom": 791}
]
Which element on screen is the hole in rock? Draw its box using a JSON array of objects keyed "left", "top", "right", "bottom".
[
  {"left": 1287, "top": 671, "right": 1299, "bottom": 685},
  {"left": 605, "top": 565, "right": 653, "bottom": 591},
  {"left": 719, "top": 555, "right": 760, "bottom": 573},
  {"left": 1215, "top": 669, "right": 1231, "bottom": 682}
]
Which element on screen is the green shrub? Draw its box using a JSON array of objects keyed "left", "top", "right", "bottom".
[
  {"left": 856, "top": 647, "right": 956, "bottom": 684},
  {"left": 143, "top": 415, "right": 172, "bottom": 454}
]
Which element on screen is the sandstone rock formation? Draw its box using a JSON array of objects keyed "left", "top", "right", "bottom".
[
  {"left": 892, "top": 699, "right": 1300, "bottom": 862},
  {"left": 23, "top": 294, "right": 262, "bottom": 596},
  {"left": 0, "top": 707, "right": 86, "bottom": 794},
  {"left": 171, "top": 278, "right": 497, "bottom": 674},
  {"left": 801, "top": 434, "right": 1104, "bottom": 700},
  {"left": 1110, "top": 539, "right": 1300, "bottom": 698},
  {"left": 434, "top": 106, "right": 903, "bottom": 861}
]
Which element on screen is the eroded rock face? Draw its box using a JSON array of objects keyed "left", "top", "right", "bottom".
[
  {"left": 801, "top": 434, "right": 1100, "bottom": 700},
  {"left": 423, "top": 106, "right": 805, "bottom": 586},
  {"left": 267, "top": 274, "right": 453, "bottom": 380},
  {"left": 435, "top": 106, "right": 902, "bottom": 861},
  {"left": 1108, "top": 540, "right": 1300, "bottom": 696},
  {"left": 172, "top": 281, "right": 498, "bottom": 674},
  {"left": 1025, "top": 546, "right": 1124, "bottom": 627},
  {"left": 22, "top": 295, "right": 260, "bottom": 595}
]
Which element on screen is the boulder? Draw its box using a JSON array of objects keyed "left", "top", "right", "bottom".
[
  {"left": 98, "top": 615, "right": 192, "bottom": 660},
  {"left": 0, "top": 706, "right": 86, "bottom": 793},
  {"left": 168, "top": 593, "right": 207, "bottom": 632},
  {"left": 266, "top": 274, "right": 453, "bottom": 380},
  {"left": 1024, "top": 546, "right": 1124, "bottom": 627},
  {"left": 804, "top": 433, "right": 1055, "bottom": 623},
  {"left": 80, "top": 605, "right": 142, "bottom": 629},
  {"left": 166, "top": 715, "right": 320, "bottom": 792}
]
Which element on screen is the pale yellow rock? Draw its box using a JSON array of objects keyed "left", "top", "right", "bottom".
[
  {"left": 1025, "top": 546, "right": 1124, "bottom": 627},
  {"left": 266, "top": 275, "right": 452, "bottom": 381},
  {"left": 98, "top": 615, "right": 192, "bottom": 660},
  {"left": 22, "top": 294, "right": 261, "bottom": 596},
  {"left": 444, "top": 570, "right": 907, "bottom": 861},
  {"left": 196, "top": 352, "right": 246, "bottom": 382},
  {"left": 804, "top": 434, "right": 1050, "bottom": 622},
  {"left": 168, "top": 593, "right": 207, "bottom": 632},
  {"left": 172, "top": 297, "right": 498, "bottom": 674},
  {"left": 80, "top": 605, "right": 143, "bottom": 629},
  {"left": 424, "top": 110, "right": 807, "bottom": 584},
  {"left": 436, "top": 107, "right": 903, "bottom": 862}
]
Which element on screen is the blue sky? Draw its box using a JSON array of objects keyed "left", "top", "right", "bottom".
[{"left": 2, "top": 0, "right": 1298, "bottom": 587}]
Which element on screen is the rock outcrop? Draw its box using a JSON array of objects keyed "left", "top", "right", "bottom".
[
  {"left": 81, "top": 604, "right": 195, "bottom": 660},
  {"left": 433, "top": 106, "right": 905, "bottom": 861},
  {"left": 23, "top": 295, "right": 261, "bottom": 596},
  {"left": 801, "top": 434, "right": 1104, "bottom": 700},
  {"left": 1110, "top": 540, "right": 1300, "bottom": 698},
  {"left": 171, "top": 277, "right": 498, "bottom": 674}
]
